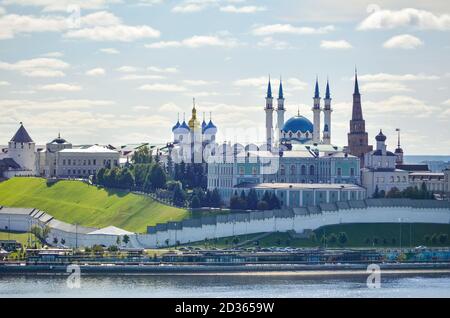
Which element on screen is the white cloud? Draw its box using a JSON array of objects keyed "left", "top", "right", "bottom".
[
  {"left": 0, "top": 81, "right": 10, "bottom": 86},
  {"left": 116, "top": 66, "right": 139, "bottom": 73},
  {"left": 320, "top": 40, "right": 352, "bottom": 49},
  {"left": 358, "top": 5, "right": 450, "bottom": 31},
  {"left": 0, "top": 58, "right": 69, "bottom": 77},
  {"left": 172, "top": 0, "right": 216, "bottom": 13},
  {"left": 138, "top": 83, "right": 188, "bottom": 92},
  {"left": 0, "top": 99, "right": 113, "bottom": 111},
  {"left": 99, "top": 47, "right": 120, "bottom": 54},
  {"left": 233, "top": 76, "right": 308, "bottom": 91},
  {"left": 119, "top": 74, "right": 164, "bottom": 80},
  {"left": 257, "top": 37, "right": 291, "bottom": 50},
  {"left": 361, "top": 82, "right": 412, "bottom": 93},
  {"left": 2, "top": 0, "right": 120, "bottom": 12},
  {"left": 443, "top": 99, "right": 450, "bottom": 106},
  {"left": 183, "top": 80, "right": 217, "bottom": 86},
  {"left": 383, "top": 34, "right": 424, "bottom": 49},
  {"left": 65, "top": 24, "right": 160, "bottom": 42},
  {"left": 148, "top": 66, "right": 179, "bottom": 73},
  {"left": 363, "top": 95, "right": 439, "bottom": 117},
  {"left": 159, "top": 102, "right": 182, "bottom": 112},
  {"left": 251, "top": 24, "right": 335, "bottom": 36},
  {"left": 86, "top": 68, "right": 106, "bottom": 76},
  {"left": 146, "top": 35, "right": 238, "bottom": 49},
  {"left": 38, "top": 83, "right": 82, "bottom": 91},
  {"left": 0, "top": 14, "right": 67, "bottom": 40},
  {"left": 220, "top": 5, "right": 266, "bottom": 14},
  {"left": 0, "top": 7, "right": 5, "bottom": 15},
  {"left": 41, "top": 51, "right": 64, "bottom": 57},
  {"left": 357, "top": 73, "right": 439, "bottom": 82}
]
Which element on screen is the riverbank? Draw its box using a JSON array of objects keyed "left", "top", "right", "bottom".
[{"left": 2, "top": 262, "right": 450, "bottom": 275}]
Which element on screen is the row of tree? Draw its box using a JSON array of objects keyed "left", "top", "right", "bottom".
[
  {"left": 373, "top": 183, "right": 434, "bottom": 200},
  {"left": 229, "top": 190, "right": 281, "bottom": 211}
]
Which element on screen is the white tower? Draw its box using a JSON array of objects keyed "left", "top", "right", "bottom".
[
  {"left": 8, "top": 123, "right": 36, "bottom": 174},
  {"left": 276, "top": 78, "right": 285, "bottom": 147},
  {"left": 265, "top": 78, "right": 274, "bottom": 151},
  {"left": 312, "top": 77, "right": 321, "bottom": 144},
  {"left": 323, "top": 79, "right": 332, "bottom": 145}
]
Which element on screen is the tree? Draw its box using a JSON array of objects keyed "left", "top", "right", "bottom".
[
  {"left": 386, "top": 187, "right": 402, "bottom": 198},
  {"left": 165, "top": 238, "right": 170, "bottom": 247},
  {"left": 268, "top": 193, "right": 281, "bottom": 210},
  {"left": 424, "top": 235, "right": 430, "bottom": 244},
  {"left": 96, "top": 168, "right": 106, "bottom": 185},
  {"left": 210, "top": 189, "right": 222, "bottom": 208},
  {"left": 321, "top": 235, "right": 328, "bottom": 246},
  {"left": 116, "top": 236, "right": 121, "bottom": 246},
  {"left": 61, "top": 238, "right": 66, "bottom": 246},
  {"left": 438, "top": 233, "right": 448, "bottom": 244},
  {"left": 190, "top": 195, "right": 201, "bottom": 209},
  {"left": 247, "top": 189, "right": 258, "bottom": 210},
  {"left": 431, "top": 233, "right": 438, "bottom": 244},
  {"left": 118, "top": 168, "right": 135, "bottom": 189},
  {"left": 338, "top": 232, "right": 348, "bottom": 246},
  {"left": 52, "top": 237, "right": 58, "bottom": 245},
  {"left": 309, "top": 232, "right": 317, "bottom": 243},
  {"left": 173, "top": 183, "right": 186, "bottom": 206},
  {"left": 257, "top": 200, "right": 269, "bottom": 210},
  {"left": 150, "top": 164, "right": 167, "bottom": 190},
  {"left": 373, "top": 185, "right": 380, "bottom": 198},
  {"left": 132, "top": 145, "right": 152, "bottom": 164},
  {"left": 132, "top": 164, "right": 152, "bottom": 190},
  {"left": 328, "top": 233, "right": 337, "bottom": 244},
  {"left": 123, "top": 235, "right": 130, "bottom": 246}
]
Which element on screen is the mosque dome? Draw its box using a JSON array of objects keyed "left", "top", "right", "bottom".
[{"left": 282, "top": 115, "right": 314, "bottom": 134}]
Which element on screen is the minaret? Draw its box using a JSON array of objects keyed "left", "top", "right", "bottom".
[
  {"left": 312, "top": 77, "right": 321, "bottom": 144},
  {"left": 276, "top": 77, "right": 285, "bottom": 147},
  {"left": 322, "top": 78, "right": 332, "bottom": 145},
  {"left": 394, "top": 128, "right": 404, "bottom": 165},
  {"left": 347, "top": 68, "right": 373, "bottom": 167},
  {"left": 265, "top": 77, "right": 274, "bottom": 151}
]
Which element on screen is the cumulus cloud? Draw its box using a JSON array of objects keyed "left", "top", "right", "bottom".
[
  {"left": 172, "top": 0, "right": 216, "bottom": 13},
  {"left": 99, "top": 47, "right": 120, "bottom": 54},
  {"left": 86, "top": 68, "right": 106, "bottom": 76},
  {"left": 148, "top": 66, "right": 179, "bottom": 73},
  {"left": 119, "top": 74, "right": 164, "bottom": 80},
  {"left": 0, "top": 81, "right": 10, "bottom": 86},
  {"left": 356, "top": 73, "right": 439, "bottom": 82},
  {"left": 0, "top": 58, "right": 69, "bottom": 77},
  {"left": 358, "top": 5, "right": 450, "bottom": 31},
  {"left": 233, "top": 76, "right": 308, "bottom": 91},
  {"left": 257, "top": 37, "right": 292, "bottom": 50},
  {"left": 0, "top": 99, "right": 113, "bottom": 111},
  {"left": 251, "top": 24, "right": 335, "bottom": 36},
  {"left": 138, "top": 83, "right": 188, "bottom": 92},
  {"left": 320, "top": 40, "right": 353, "bottom": 49},
  {"left": 383, "top": 34, "right": 424, "bottom": 49},
  {"left": 220, "top": 5, "right": 266, "bottom": 14},
  {"left": 361, "top": 82, "right": 412, "bottom": 93},
  {"left": 145, "top": 35, "right": 238, "bottom": 49},
  {"left": 2, "top": 0, "right": 120, "bottom": 12},
  {"left": 42, "top": 51, "right": 64, "bottom": 57},
  {"left": 65, "top": 24, "right": 160, "bottom": 42},
  {"left": 37, "top": 83, "right": 82, "bottom": 91},
  {"left": 183, "top": 80, "right": 217, "bottom": 86}
]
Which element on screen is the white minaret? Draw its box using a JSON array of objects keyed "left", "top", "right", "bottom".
[
  {"left": 312, "top": 77, "right": 321, "bottom": 144},
  {"left": 276, "top": 77, "right": 285, "bottom": 147},
  {"left": 265, "top": 77, "right": 274, "bottom": 151},
  {"left": 8, "top": 122, "right": 36, "bottom": 175},
  {"left": 323, "top": 79, "right": 332, "bottom": 145}
]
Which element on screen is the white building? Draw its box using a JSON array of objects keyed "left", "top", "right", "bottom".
[
  {"left": 362, "top": 130, "right": 409, "bottom": 197},
  {"left": 37, "top": 134, "right": 72, "bottom": 177},
  {"left": 56, "top": 145, "right": 120, "bottom": 178},
  {"left": 0, "top": 123, "right": 37, "bottom": 178}
]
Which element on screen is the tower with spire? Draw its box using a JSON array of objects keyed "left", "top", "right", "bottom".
[
  {"left": 276, "top": 77, "right": 285, "bottom": 147},
  {"left": 7, "top": 122, "right": 37, "bottom": 175},
  {"left": 347, "top": 68, "right": 373, "bottom": 167},
  {"left": 265, "top": 77, "right": 274, "bottom": 151},
  {"left": 394, "top": 128, "right": 404, "bottom": 165},
  {"left": 312, "top": 77, "right": 321, "bottom": 144},
  {"left": 322, "top": 78, "right": 332, "bottom": 145}
]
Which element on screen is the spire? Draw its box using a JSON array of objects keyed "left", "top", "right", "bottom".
[
  {"left": 266, "top": 76, "right": 272, "bottom": 99},
  {"left": 354, "top": 67, "right": 360, "bottom": 95},
  {"left": 325, "top": 78, "right": 331, "bottom": 99},
  {"left": 314, "top": 76, "right": 320, "bottom": 99},
  {"left": 278, "top": 76, "right": 283, "bottom": 99},
  {"left": 10, "top": 122, "right": 33, "bottom": 143},
  {"left": 396, "top": 128, "right": 401, "bottom": 148}
]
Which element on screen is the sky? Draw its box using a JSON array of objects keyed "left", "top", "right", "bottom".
[{"left": 0, "top": 0, "right": 449, "bottom": 155}]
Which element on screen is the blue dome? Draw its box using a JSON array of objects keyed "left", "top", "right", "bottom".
[
  {"left": 204, "top": 120, "right": 217, "bottom": 134},
  {"left": 282, "top": 115, "right": 313, "bottom": 134},
  {"left": 201, "top": 120, "right": 207, "bottom": 132},
  {"left": 172, "top": 121, "right": 180, "bottom": 132},
  {"left": 179, "top": 121, "right": 190, "bottom": 131}
]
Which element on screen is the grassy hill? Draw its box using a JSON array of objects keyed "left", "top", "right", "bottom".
[{"left": 0, "top": 177, "right": 189, "bottom": 233}]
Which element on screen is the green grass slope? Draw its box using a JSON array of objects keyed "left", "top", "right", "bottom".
[{"left": 0, "top": 177, "right": 188, "bottom": 233}]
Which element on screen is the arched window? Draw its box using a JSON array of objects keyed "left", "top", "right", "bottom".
[
  {"left": 309, "top": 165, "right": 315, "bottom": 176},
  {"left": 390, "top": 176, "right": 394, "bottom": 183},
  {"left": 397, "top": 176, "right": 401, "bottom": 182},
  {"left": 280, "top": 164, "right": 285, "bottom": 176},
  {"left": 290, "top": 165, "right": 296, "bottom": 175},
  {"left": 301, "top": 165, "right": 306, "bottom": 175}
]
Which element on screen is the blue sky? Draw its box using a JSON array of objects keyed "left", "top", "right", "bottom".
[{"left": 0, "top": 0, "right": 449, "bottom": 154}]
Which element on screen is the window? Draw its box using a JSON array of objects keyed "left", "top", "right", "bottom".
[
  {"left": 309, "top": 165, "right": 315, "bottom": 176},
  {"left": 291, "top": 165, "right": 296, "bottom": 175},
  {"left": 390, "top": 176, "right": 394, "bottom": 182},
  {"left": 239, "top": 167, "right": 244, "bottom": 175},
  {"left": 93, "top": 159, "right": 96, "bottom": 165},
  {"left": 397, "top": 176, "right": 401, "bottom": 182},
  {"left": 280, "top": 165, "right": 285, "bottom": 176},
  {"left": 337, "top": 168, "right": 342, "bottom": 176},
  {"left": 301, "top": 165, "right": 306, "bottom": 175},
  {"left": 63, "top": 159, "right": 66, "bottom": 165},
  {"left": 350, "top": 168, "right": 355, "bottom": 177}
]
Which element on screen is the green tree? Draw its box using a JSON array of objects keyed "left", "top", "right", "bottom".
[
  {"left": 210, "top": 189, "right": 222, "bottom": 208},
  {"left": 338, "top": 232, "right": 348, "bottom": 246},
  {"left": 190, "top": 195, "right": 201, "bottom": 208},
  {"left": 96, "top": 168, "right": 106, "bottom": 185},
  {"left": 172, "top": 183, "right": 186, "bottom": 206},
  {"left": 309, "top": 232, "right": 317, "bottom": 243},
  {"left": 257, "top": 200, "right": 269, "bottom": 210},
  {"left": 247, "top": 189, "right": 258, "bottom": 210},
  {"left": 61, "top": 238, "right": 66, "bottom": 246},
  {"left": 132, "top": 145, "right": 152, "bottom": 164},
  {"left": 52, "top": 237, "right": 58, "bottom": 245},
  {"left": 386, "top": 187, "right": 402, "bottom": 198},
  {"left": 268, "top": 193, "right": 281, "bottom": 210},
  {"left": 116, "top": 236, "right": 121, "bottom": 246},
  {"left": 438, "top": 233, "right": 448, "bottom": 244},
  {"left": 118, "top": 168, "right": 135, "bottom": 189},
  {"left": 150, "top": 164, "right": 167, "bottom": 190},
  {"left": 328, "top": 233, "right": 337, "bottom": 244},
  {"left": 123, "top": 235, "right": 130, "bottom": 246}
]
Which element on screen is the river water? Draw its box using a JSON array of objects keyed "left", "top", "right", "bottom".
[{"left": 1, "top": 272, "right": 450, "bottom": 298}]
